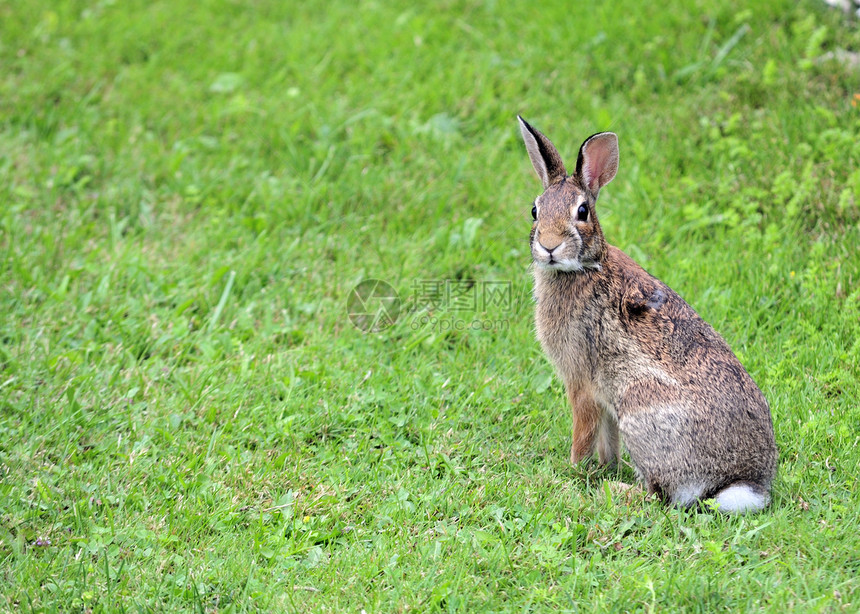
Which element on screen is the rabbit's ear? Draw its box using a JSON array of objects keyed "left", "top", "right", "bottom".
[
  {"left": 576, "top": 132, "right": 619, "bottom": 196},
  {"left": 518, "top": 116, "right": 567, "bottom": 189}
]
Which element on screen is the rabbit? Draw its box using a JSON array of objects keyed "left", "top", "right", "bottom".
[{"left": 517, "top": 116, "right": 777, "bottom": 513}]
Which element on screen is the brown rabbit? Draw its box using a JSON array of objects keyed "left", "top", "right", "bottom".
[{"left": 517, "top": 116, "right": 777, "bottom": 513}]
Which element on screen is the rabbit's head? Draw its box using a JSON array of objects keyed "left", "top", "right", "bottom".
[{"left": 518, "top": 116, "right": 619, "bottom": 272}]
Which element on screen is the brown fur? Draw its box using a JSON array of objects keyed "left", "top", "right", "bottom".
[{"left": 518, "top": 116, "right": 777, "bottom": 512}]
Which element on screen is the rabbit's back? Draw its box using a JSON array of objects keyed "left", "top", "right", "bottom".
[{"left": 608, "top": 247, "right": 777, "bottom": 501}]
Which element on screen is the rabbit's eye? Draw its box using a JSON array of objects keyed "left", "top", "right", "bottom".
[
  {"left": 531, "top": 204, "right": 537, "bottom": 220},
  {"left": 577, "top": 204, "right": 589, "bottom": 222}
]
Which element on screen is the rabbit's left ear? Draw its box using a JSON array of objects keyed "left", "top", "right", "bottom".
[
  {"left": 518, "top": 115, "right": 567, "bottom": 189},
  {"left": 576, "top": 132, "right": 619, "bottom": 196}
]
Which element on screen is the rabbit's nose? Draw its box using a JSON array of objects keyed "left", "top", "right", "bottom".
[
  {"left": 539, "top": 240, "right": 561, "bottom": 253},
  {"left": 536, "top": 229, "right": 563, "bottom": 252}
]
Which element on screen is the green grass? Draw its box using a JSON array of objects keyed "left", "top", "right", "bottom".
[{"left": 2, "top": 0, "right": 860, "bottom": 611}]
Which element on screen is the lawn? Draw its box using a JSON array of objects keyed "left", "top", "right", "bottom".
[{"left": 1, "top": 0, "right": 859, "bottom": 611}]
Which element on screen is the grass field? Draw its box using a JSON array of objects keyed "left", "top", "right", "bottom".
[{"left": 2, "top": 0, "right": 860, "bottom": 611}]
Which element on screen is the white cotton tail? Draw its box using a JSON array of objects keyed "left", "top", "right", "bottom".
[{"left": 713, "top": 483, "right": 769, "bottom": 514}]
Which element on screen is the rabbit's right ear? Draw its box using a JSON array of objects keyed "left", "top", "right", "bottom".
[
  {"left": 575, "top": 132, "right": 619, "bottom": 196},
  {"left": 518, "top": 116, "right": 567, "bottom": 189}
]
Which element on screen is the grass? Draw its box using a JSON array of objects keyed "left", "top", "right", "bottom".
[{"left": 1, "top": 0, "right": 859, "bottom": 611}]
